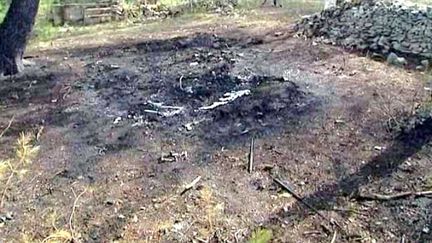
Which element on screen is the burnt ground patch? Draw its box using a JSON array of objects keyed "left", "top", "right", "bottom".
[{"left": 83, "top": 33, "right": 319, "bottom": 149}]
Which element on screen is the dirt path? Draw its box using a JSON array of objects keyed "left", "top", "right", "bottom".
[{"left": 1, "top": 8, "right": 432, "bottom": 242}]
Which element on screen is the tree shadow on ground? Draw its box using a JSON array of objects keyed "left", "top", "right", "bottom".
[
  {"left": 0, "top": 72, "right": 57, "bottom": 106},
  {"left": 273, "top": 117, "right": 432, "bottom": 238}
]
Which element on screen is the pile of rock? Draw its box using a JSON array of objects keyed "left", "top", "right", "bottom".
[
  {"left": 120, "top": 0, "right": 237, "bottom": 21},
  {"left": 140, "top": 4, "right": 182, "bottom": 19},
  {"left": 295, "top": 1, "right": 432, "bottom": 67}
]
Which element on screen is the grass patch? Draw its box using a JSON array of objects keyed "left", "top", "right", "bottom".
[
  {"left": 2, "top": 0, "right": 323, "bottom": 44},
  {"left": 248, "top": 228, "right": 273, "bottom": 243}
]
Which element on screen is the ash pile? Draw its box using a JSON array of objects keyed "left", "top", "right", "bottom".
[
  {"left": 295, "top": 1, "right": 432, "bottom": 68},
  {"left": 86, "top": 33, "right": 317, "bottom": 145}
]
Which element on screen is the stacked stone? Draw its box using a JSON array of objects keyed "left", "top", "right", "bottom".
[{"left": 296, "top": 1, "right": 432, "bottom": 63}]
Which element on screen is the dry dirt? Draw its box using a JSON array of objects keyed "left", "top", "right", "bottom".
[{"left": 1, "top": 8, "right": 432, "bottom": 243}]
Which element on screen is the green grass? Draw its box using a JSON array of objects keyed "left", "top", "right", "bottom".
[
  {"left": 1, "top": 0, "right": 324, "bottom": 43},
  {"left": 0, "top": 0, "right": 60, "bottom": 41},
  {"left": 0, "top": 0, "right": 430, "bottom": 42},
  {"left": 248, "top": 228, "right": 273, "bottom": 243},
  {"left": 0, "top": 0, "right": 7, "bottom": 21}
]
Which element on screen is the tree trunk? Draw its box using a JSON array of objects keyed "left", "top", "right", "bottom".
[{"left": 0, "top": 0, "right": 40, "bottom": 75}]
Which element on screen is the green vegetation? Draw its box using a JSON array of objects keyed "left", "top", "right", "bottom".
[
  {"left": 0, "top": 0, "right": 429, "bottom": 43},
  {"left": 248, "top": 228, "right": 273, "bottom": 243},
  {"left": 0, "top": 0, "right": 324, "bottom": 42},
  {"left": 0, "top": 0, "right": 7, "bottom": 20},
  {"left": 0, "top": 0, "right": 59, "bottom": 40}
]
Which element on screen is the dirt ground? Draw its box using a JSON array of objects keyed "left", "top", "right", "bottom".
[{"left": 1, "top": 7, "right": 432, "bottom": 243}]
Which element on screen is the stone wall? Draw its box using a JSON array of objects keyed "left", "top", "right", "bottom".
[{"left": 295, "top": 1, "right": 432, "bottom": 66}]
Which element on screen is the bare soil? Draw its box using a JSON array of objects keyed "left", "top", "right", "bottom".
[{"left": 1, "top": 8, "right": 432, "bottom": 243}]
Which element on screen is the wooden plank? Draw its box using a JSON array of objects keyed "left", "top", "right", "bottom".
[
  {"left": 84, "top": 13, "right": 112, "bottom": 18},
  {"left": 84, "top": 15, "right": 112, "bottom": 25},
  {"left": 85, "top": 7, "right": 113, "bottom": 15},
  {"left": 53, "top": 3, "right": 113, "bottom": 8}
]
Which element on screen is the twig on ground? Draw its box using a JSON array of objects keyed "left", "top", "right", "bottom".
[
  {"left": 180, "top": 176, "right": 202, "bottom": 195},
  {"left": 183, "top": 118, "right": 207, "bottom": 131},
  {"left": 303, "top": 231, "right": 322, "bottom": 235},
  {"left": 0, "top": 116, "right": 14, "bottom": 139},
  {"left": 357, "top": 190, "right": 432, "bottom": 201},
  {"left": 179, "top": 75, "right": 184, "bottom": 90},
  {"left": 144, "top": 101, "right": 184, "bottom": 117},
  {"left": 183, "top": 220, "right": 196, "bottom": 235},
  {"left": 69, "top": 188, "right": 87, "bottom": 239},
  {"left": 248, "top": 137, "right": 254, "bottom": 173},
  {"left": 330, "top": 230, "right": 337, "bottom": 243},
  {"left": 273, "top": 177, "right": 342, "bottom": 230},
  {"left": 198, "top": 90, "right": 251, "bottom": 110}
]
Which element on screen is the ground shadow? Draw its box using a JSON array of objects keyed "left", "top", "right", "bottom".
[
  {"left": 0, "top": 72, "right": 57, "bottom": 106},
  {"left": 273, "top": 117, "right": 432, "bottom": 239}
]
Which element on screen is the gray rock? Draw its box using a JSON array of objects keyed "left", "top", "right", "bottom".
[
  {"left": 421, "top": 59, "right": 430, "bottom": 68},
  {"left": 5, "top": 212, "right": 13, "bottom": 220},
  {"left": 295, "top": 1, "right": 432, "bottom": 66},
  {"left": 387, "top": 52, "right": 407, "bottom": 66}
]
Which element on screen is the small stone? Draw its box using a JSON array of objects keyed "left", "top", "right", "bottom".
[
  {"left": 274, "top": 31, "right": 283, "bottom": 37},
  {"left": 421, "top": 59, "right": 430, "bottom": 68},
  {"left": 113, "top": 117, "right": 122, "bottom": 124},
  {"left": 335, "top": 119, "right": 345, "bottom": 124},
  {"left": 5, "top": 213, "right": 13, "bottom": 221},
  {"left": 22, "top": 59, "right": 35, "bottom": 67},
  {"left": 387, "top": 52, "right": 407, "bottom": 67},
  {"left": 184, "top": 123, "right": 193, "bottom": 131},
  {"left": 374, "top": 146, "right": 384, "bottom": 151},
  {"left": 106, "top": 199, "right": 115, "bottom": 205},
  {"left": 423, "top": 227, "right": 430, "bottom": 234}
]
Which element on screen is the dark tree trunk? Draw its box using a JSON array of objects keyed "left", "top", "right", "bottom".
[{"left": 0, "top": 0, "right": 39, "bottom": 75}]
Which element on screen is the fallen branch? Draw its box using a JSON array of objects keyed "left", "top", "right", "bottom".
[
  {"left": 330, "top": 230, "right": 337, "bottom": 243},
  {"left": 179, "top": 75, "right": 184, "bottom": 90},
  {"left": 180, "top": 176, "right": 201, "bottom": 195},
  {"left": 273, "top": 177, "right": 342, "bottom": 230},
  {"left": 69, "top": 188, "right": 87, "bottom": 240},
  {"left": 183, "top": 118, "right": 207, "bottom": 131},
  {"left": 0, "top": 116, "right": 14, "bottom": 139},
  {"left": 248, "top": 137, "right": 254, "bottom": 173},
  {"left": 144, "top": 100, "right": 185, "bottom": 117},
  {"left": 198, "top": 90, "right": 250, "bottom": 110},
  {"left": 357, "top": 190, "right": 432, "bottom": 201}
]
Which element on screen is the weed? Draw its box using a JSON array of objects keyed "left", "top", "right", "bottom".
[
  {"left": 0, "top": 131, "right": 40, "bottom": 207},
  {"left": 16, "top": 132, "right": 40, "bottom": 165},
  {"left": 197, "top": 186, "right": 225, "bottom": 239},
  {"left": 425, "top": 175, "right": 432, "bottom": 190},
  {"left": 248, "top": 228, "right": 273, "bottom": 243}
]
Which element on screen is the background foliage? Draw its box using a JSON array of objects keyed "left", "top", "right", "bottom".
[{"left": 0, "top": 0, "right": 431, "bottom": 42}]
